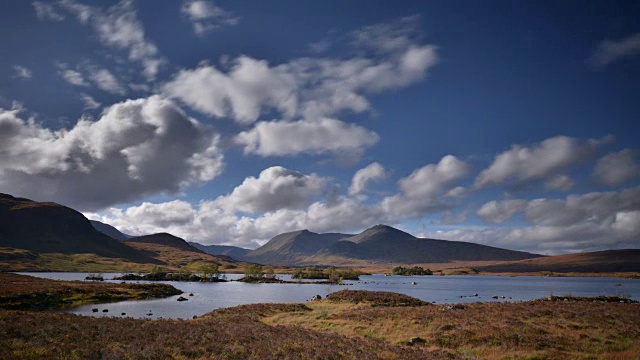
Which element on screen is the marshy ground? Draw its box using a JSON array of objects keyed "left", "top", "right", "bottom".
[{"left": 0, "top": 275, "right": 638, "bottom": 359}]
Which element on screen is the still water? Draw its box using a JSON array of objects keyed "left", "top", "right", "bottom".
[{"left": 19, "top": 272, "right": 639, "bottom": 320}]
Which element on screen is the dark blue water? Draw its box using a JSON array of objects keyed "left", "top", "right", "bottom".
[{"left": 19, "top": 272, "right": 639, "bottom": 319}]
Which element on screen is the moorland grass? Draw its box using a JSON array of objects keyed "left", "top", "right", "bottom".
[
  {"left": 1, "top": 273, "right": 638, "bottom": 359},
  {"left": 0, "top": 273, "right": 181, "bottom": 310},
  {"left": 265, "top": 293, "right": 640, "bottom": 359}
]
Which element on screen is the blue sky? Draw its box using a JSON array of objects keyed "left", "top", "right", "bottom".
[{"left": 1, "top": 1, "right": 639, "bottom": 254}]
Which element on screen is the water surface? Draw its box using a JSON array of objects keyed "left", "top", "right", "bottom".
[{"left": 19, "top": 272, "right": 638, "bottom": 319}]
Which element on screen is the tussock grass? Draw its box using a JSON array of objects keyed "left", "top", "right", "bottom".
[
  {"left": 0, "top": 308, "right": 434, "bottom": 359},
  {"left": 2, "top": 275, "right": 638, "bottom": 359},
  {"left": 326, "top": 289, "right": 430, "bottom": 307},
  {"left": 0, "top": 273, "right": 181, "bottom": 310},
  {"left": 264, "top": 296, "right": 640, "bottom": 359}
]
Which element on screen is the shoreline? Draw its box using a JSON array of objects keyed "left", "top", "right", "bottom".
[{"left": 0, "top": 278, "right": 638, "bottom": 359}]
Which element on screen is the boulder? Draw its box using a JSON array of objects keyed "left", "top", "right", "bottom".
[
  {"left": 177, "top": 296, "right": 189, "bottom": 302},
  {"left": 408, "top": 337, "right": 426, "bottom": 345},
  {"left": 311, "top": 294, "right": 322, "bottom": 301}
]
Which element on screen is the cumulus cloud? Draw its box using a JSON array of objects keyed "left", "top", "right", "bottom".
[
  {"left": 181, "top": 0, "right": 238, "bottom": 36},
  {"left": 235, "top": 117, "right": 379, "bottom": 157},
  {"left": 351, "top": 15, "right": 423, "bottom": 54},
  {"left": 589, "top": 32, "right": 640, "bottom": 66},
  {"left": 163, "top": 19, "right": 437, "bottom": 124},
  {"left": 349, "top": 162, "right": 387, "bottom": 196},
  {"left": 79, "top": 93, "right": 101, "bottom": 110},
  {"left": 87, "top": 68, "right": 125, "bottom": 95},
  {"left": 214, "top": 166, "right": 329, "bottom": 214},
  {"left": 451, "top": 187, "right": 640, "bottom": 254},
  {"left": 87, "top": 189, "right": 385, "bottom": 248},
  {"left": 477, "top": 199, "right": 527, "bottom": 224},
  {"left": 0, "top": 96, "right": 223, "bottom": 210},
  {"left": 12, "top": 65, "right": 32, "bottom": 80},
  {"left": 545, "top": 174, "right": 574, "bottom": 191},
  {"left": 592, "top": 149, "right": 640, "bottom": 186},
  {"left": 33, "top": 1, "right": 65, "bottom": 21},
  {"left": 57, "top": 62, "right": 125, "bottom": 94},
  {"left": 474, "top": 135, "right": 610, "bottom": 189},
  {"left": 163, "top": 57, "right": 298, "bottom": 124},
  {"left": 81, "top": 157, "right": 466, "bottom": 248},
  {"left": 382, "top": 155, "right": 471, "bottom": 218},
  {"left": 60, "top": 68, "right": 89, "bottom": 86},
  {"left": 59, "top": 0, "right": 164, "bottom": 79}
]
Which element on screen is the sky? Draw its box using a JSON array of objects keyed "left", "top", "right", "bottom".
[{"left": 1, "top": 1, "right": 639, "bottom": 254}]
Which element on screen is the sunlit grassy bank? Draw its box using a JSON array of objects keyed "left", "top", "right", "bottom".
[
  {"left": 0, "top": 273, "right": 181, "bottom": 310},
  {"left": 0, "top": 274, "right": 638, "bottom": 359}
]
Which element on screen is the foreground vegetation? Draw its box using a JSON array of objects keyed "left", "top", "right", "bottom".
[
  {"left": 114, "top": 264, "right": 227, "bottom": 282},
  {"left": 292, "top": 267, "right": 363, "bottom": 282},
  {"left": 1, "top": 273, "right": 639, "bottom": 359},
  {"left": 2, "top": 290, "right": 638, "bottom": 359},
  {"left": 0, "top": 273, "right": 181, "bottom": 310},
  {"left": 391, "top": 266, "right": 433, "bottom": 276},
  {"left": 264, "top": 291, "right": 640, "bottom": 359}
]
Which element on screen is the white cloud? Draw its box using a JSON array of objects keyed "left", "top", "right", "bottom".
[
  {"left": 382, "top": 155, "right": 471, "bottom": 218},
  {"left": 12, "top": 65, "right": 32, "bottom": 80},
  {"left": 351, "top": 15, "right": 422, "bottom": 54},
  {"left": 33, "top": 1, "right": 65, "bottom": 21},
  {"left": 474, "top": 135, "right": 610, "bottom": 189},
  {"left": 60, "top": 0, "right": 164, "bottom": 79},
  {"left": 80, "top": 157, "right": 465, "bottom": 248},
  {"left": 477, "top": 199, "right": 527, "bottom": 224},
  {"left": 592, "top": 149, "right": 640, "bottom": 186},
  {"left": 444, "top": 187, "right": 640, "bottom": 254},
  {"left": 589, "top": 32, "right": 640, "bottom": 66},
  {"left": 214, "top": 166, "right": 328, "bottom": 214},
  {"left": 181, "top": 0, "right": 238, "bottom": 36},
  {"left": 349, "top": 162, "right": 387, "bottom": 196},
  {"left": 163, "top": 57, "right": 298, "bottom": 124},
  {"left": 57, "top": 62, "right": 124, "bottom": 94},
  {"left": 79, "top": 93, "right": 101, "bottom": 110},
  {"left": 87, "top": 185, "right": 385, "bottom": 248},
  {"left": 545, "top": 174, "right": 574, "bottom": 191},
  {"left": 235, "top": 117, "right": 379, "bottom": 157},
  {"left": 163, "top": 19, "right": 437, "bottom": 124},
  {"left": 88, "top": 68, "right": 125, "bottom": 95},
  {"left": 61, "top": 69, "right": 89, "bottom": 86},
  {"left": 0, "top": 96, "right": 223, "bottom": 210}
]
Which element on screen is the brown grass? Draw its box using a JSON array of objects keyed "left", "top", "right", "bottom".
[
  {"left": 0, "top": 308, "right": 436, "bottom": 359},
  {"left": 0, "top": 273, "right": 181, "bottom": 310},
  {"left": 264, "top": 296, "right": 640, "bottom": 359},
  {"left": 1, "top": 274, "right": 639, "bottom": 359},
  {"left": 326, "top": 289, "right": 430, "bottom": 307}
]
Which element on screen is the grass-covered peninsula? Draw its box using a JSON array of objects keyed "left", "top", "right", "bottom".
[
  {"left": 0, "top": 273, "right": 181, "bottom": 310},
  {"left": 0, "top": 274, "right": 638, "bottom": 359}
]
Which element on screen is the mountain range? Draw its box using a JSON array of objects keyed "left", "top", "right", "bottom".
[
  {"left": 0, "top": 193, "right": 242, "bottom": 272},
  {"left": 238, "top": 225, "right": 541, "bottom": 266},
  {"left": 2, "top": 192, "right": 639, "bottom": 274},
  {"left": 0, "top": 193, "right": 155, "bottom": 264}
]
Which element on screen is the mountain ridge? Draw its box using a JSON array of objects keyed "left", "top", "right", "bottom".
[
  {"left": 245, "top": 224, "right": 542, "bottom": 266},
  {"left": 0, "top": 193, "right": 157, "bottom": 264},
  {"left": 126, "top": 233, "right": 205, "bottom": 253},
  {"left": 90, "top": 220, "right": 131, "bottom": 241},
  {"left": 188, "top": 242, "right": 251, "bottom": 260}
]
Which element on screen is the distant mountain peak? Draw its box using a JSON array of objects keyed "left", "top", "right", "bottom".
[
  {"left": 126, "top": 233, "right": 204, "bottom": 253},
  {"left": 346, "top": 224, "right": 415, "bottom": 244},
  {"left": 90, "top": 220, "right": 131, "bottom": 241}
]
